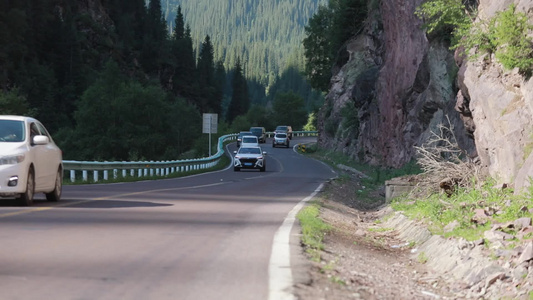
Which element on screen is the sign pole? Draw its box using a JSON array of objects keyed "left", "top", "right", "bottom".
[
  {"left": 209, "top": 116, "right": 212, "bottom": 157},
  {"left": 203, "top": 113, "right": 218, "bottom": 158}
]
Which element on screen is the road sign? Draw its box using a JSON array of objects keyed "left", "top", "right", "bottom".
[{"left": 202, "top": 113, "right": 218, "bottom": 134}]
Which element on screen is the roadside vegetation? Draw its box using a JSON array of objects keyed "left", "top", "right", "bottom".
[
  {"left": 296, "top": 201, "right": 332, "bottom": 262},
  {"left": 416, "top": 1, "right": 533, "bottom": 74},
  {"left": 298, "top": 119, "right": 533, "bottom": 246}
]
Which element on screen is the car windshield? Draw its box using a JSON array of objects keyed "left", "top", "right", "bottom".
[
  {"left": 239, "top": 147, "right": 261, "bottom": 154},
  {"left": 242, "top": 137, "right": 257, "bottom": 143},
  {"left": 239, "top": 132, "right": 252, "bottom": 138},
  {"left": 250, "top": 128, "right": 262, "bottom": 134},
  {"left": 0, "top": 120, "right": 25, "bottom": 142},
  {"left": 276, "top": 126, "right": 287, "bottom": 131},
  {"left": 276, "top": 133, "right": 287, "bottom": 138}
]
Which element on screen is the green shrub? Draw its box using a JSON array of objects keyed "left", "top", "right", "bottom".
[
  {"left": 490, "top": 5, "right": 533, "bottom": 73},
  {"left": 417, "top": 2, "right": 533, "bottom": 74}
]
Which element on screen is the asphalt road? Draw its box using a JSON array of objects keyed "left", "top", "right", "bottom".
[{"left": 0, "top": 137, "right": 335, "bottom": 300}]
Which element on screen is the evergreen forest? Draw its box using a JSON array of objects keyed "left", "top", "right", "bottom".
[
  {"left": 161, "top": 0, "right": 327, "bottom": 86},
  {"left": 0, "top": 0, "right": 365, "bottom": 162}
]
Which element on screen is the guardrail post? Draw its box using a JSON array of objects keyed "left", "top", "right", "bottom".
[
  {"left": 70, "top": 170, "right": 75, "bottom": 183},
  {"left": 83, "top": 170, "right": 88, "bottom": 182},
  {"left": 93, "top": 171, "right": 98, "bottom": 182},
  {"left": 104, "top": 170, "right": 108, "bottom": 181},
  {"left": 138, "top": 169, "right": 142, "bottom": 177},
  {"left": 122, "top": 169, "right": 126, "bottom": 178}
]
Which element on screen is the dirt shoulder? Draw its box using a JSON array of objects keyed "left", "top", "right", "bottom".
[
  {"left": 292, "top": 174, "right": 460, "bottom": 299},
  {"left": 293, "top": 168, "right": 533, "bottom": 299}
]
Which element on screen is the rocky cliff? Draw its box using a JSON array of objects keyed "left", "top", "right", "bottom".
[{"left": 317, "top": 0, "right": 533, "bottom": 192}]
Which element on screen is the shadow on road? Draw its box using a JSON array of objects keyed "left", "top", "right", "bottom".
[{"left": 0, "top": 198, "right": 173, "bottom": 209}]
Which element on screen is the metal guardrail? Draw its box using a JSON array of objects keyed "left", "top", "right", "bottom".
[{"left": 63, "top": 131, "right": 317, "bottom": 182}]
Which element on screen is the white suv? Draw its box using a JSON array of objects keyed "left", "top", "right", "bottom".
[
  {"left": 0, "top": 116, "right": 63, "bottom": 206},
  {"left": 240, "top": 135, "right": 259, "bottom": 148}
]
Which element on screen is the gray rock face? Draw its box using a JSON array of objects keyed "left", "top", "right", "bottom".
[
  {"left": 384, "top": 212, "right": 533, "bottom": 298},
  {"left": 457, "top": 1, "right": 533, "bottom": 192},
  {"left": 318, "top": 0, "right": 533, "bottom": 192},
  {"left": 317, "top": 0, "right": 475, "bottom": 169}
]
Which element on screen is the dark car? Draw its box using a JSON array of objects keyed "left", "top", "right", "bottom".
[
  {"left": 249, "top": 127, "right": 266, "bottom": 143},
  {"left": 237, "top": 131, "right": 253, "bottom": 147},
  {"left": 233, "top": 146, "right": 266, "bottom": 172},
  {"left": 274, "top": 125, "right": 293, "bottom": 139}
]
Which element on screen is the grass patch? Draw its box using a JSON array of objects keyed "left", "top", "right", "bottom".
[
  {"left": 330, "top": 275, "right": 346, "bottom": 286},
  {"left": 392, "top": 180, "right": 533, "bottom": 241},
  {"left": 418, "top": 252, "right": 429, "bottom": 264},
  {"left": 297, "top": 201, "right": 332, "bottom": 261},
  {"left": 304, "top": 147, "right": 421, "bottom": 206}
]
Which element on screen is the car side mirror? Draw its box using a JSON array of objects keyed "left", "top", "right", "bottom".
[
  {"left": 33, "top": 135, "right": 49, "bottom": 145},
  {"left": 262, "top": 151, "right": 267, "bottom": 155},
  {"left": 233, "top": 150, "right": 237, "bottom": 154}
]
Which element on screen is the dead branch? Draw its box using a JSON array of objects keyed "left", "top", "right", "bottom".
[{"left": 411, "top": 116, "right": 483, "bottom": 197}]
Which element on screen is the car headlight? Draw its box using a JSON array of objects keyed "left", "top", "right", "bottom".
[{"left": 0, "top": 154, "right": 25, "bottom": 165}]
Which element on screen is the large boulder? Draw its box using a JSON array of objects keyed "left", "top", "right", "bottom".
[{"left": 456, "top": 1, "right": 533, "bottom": 192}]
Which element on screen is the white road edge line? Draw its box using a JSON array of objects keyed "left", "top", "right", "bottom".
[{"left": 268, "top": 183, "right": 324, "bottom": 300}]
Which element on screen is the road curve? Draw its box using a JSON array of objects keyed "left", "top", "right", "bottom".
[{"left": 0, "top": 136, "right": 335, "bottom": 300}]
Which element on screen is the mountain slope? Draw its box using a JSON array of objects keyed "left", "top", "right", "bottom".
[{"left": 162, "top": 0, "right": 327, "bottom": 85}]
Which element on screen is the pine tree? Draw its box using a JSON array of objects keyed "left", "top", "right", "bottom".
[
  {"left": 141, "top": 0, "right": 169, "bottom": 75},
  {"left": 197, "top": 35, "right": 215, "bottom": 87},
  {"left": 213, "top": 60, "right": 226, "bottom": 115},
  {"left": 106, "top": 0, "right": 146, "bottom": 62},
  {"left": 303, "top": 5, "right": 334, "bottom": 92},
  {"left": 173, "top": 6, "right": 185, "bottom": 40},
  {"left": 227, "top": 58, "right": 249, "bottom": 123},
  {"left": 196, "top": 35, "right": 216, "bottom": 112}
]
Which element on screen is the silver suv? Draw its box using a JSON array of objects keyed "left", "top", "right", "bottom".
[
  {"left": 273, "top": 132, "right": 290, "bottom": 148},
  {"left": 249, "top": 127, "right": 266, "bottom": 143},
  {"left": 274, "top": 125, "right": 293, "bottom": 139}
]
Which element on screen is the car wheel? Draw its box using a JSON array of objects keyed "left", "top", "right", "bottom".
[
  {"left": 260, "top": 166, "right": 265, "bottom": 172},
  {"left": 272, "top": 144, "right": 276, "bottom": 148},
  {"left": 19, "top": 167, "right": 35, "bottom": 206},
  {"left": 46, "top": 167, "right": 62, "bottom": 202},
  {"left": 234, "top": 167, "right": 240, "bottom": 171}
]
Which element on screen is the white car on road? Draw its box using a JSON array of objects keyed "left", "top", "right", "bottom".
[
  {"left": 0, "top": 115, "right": 63, "bottom": 206},
  {"left": 240, "top": 135, "right": 259, "bottom": 148},
  {"left": 233, "top": 146, "right": 266, "bottom": 172}
]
